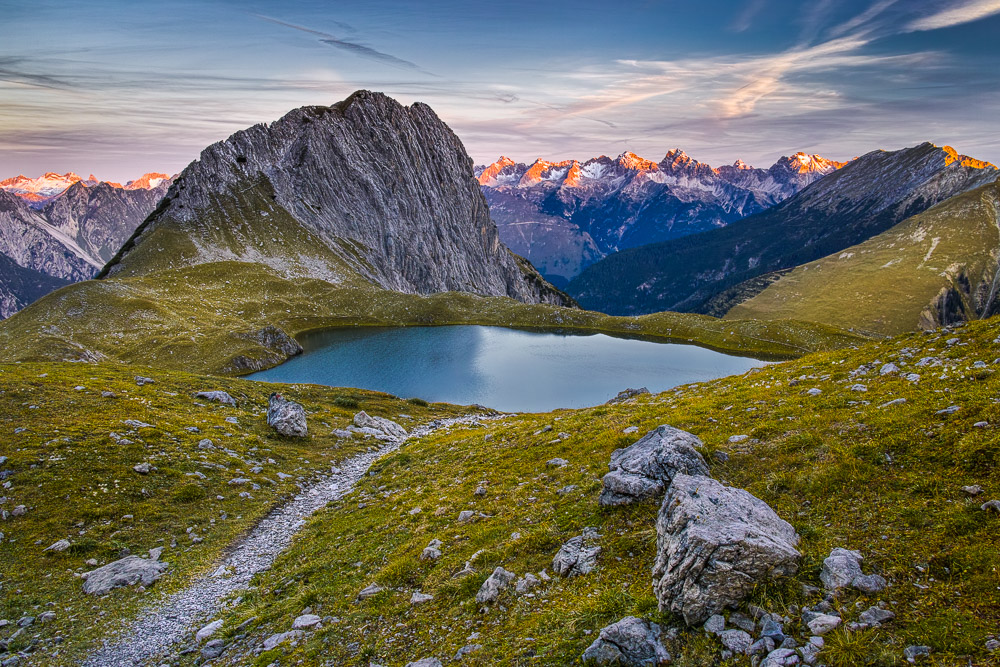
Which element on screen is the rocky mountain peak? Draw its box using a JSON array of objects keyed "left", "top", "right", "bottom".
[
  {"left": 101, "top": 90, "right": 571, "bottom": 307},
  {"left": 615, "top": 151, "right": 659, "bottom": 171}
]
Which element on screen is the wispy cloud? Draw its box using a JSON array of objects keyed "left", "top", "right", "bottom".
[
  {"left": 907, "top": 0, "right": 1000, "bottom": 31},
  {"left": 254, "top": 14, "right": 435, "bottom": 76},
  {"left": 730, "top": 0, "right": 767, "bottom": 33}
]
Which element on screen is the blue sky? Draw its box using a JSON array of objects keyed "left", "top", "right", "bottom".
[{"left": 2, "top": 0, "right": 999, "bottom": 181}]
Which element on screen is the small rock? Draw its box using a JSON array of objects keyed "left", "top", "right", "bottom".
[
  {"left": 410, "top": 592, "right": 434, "bottom": 605},
  {"left": 457, "top": 510, "right": 476, "bottom": 523},
  {"left": 820, "top": 547, "right": 886, "bottom": 593},
  {"left": 454, "top": 644, "right": 483, "bottom": 660},
  {"left": 985, "top": 639, "right": 1000, "bottom": 652},
  {"left": 198, "top": 439, "right": 215, "bottom": 450},
  {"left": 712, "top": 451, "right": 730, "bottom": 463},
  {"left": 880, "top": 363, "right": 899, "bottom": 375},
  {"left": 761, "top": 618, "right": 786, "bottom": 644},
  {"left": 201, "top": 638, "right": 226, "bottom": 659},
  {"left": 850, "top": 384, "right": 868, "bottom": 392},
  {"left": 880, "top": 398, "right": 907, "bottom": 408},
  {"left": 903, "top": 645, "right": 931, "bottom": 663},
  {"left": 547, "top": 458, "right": 568, "bottom": 467},
  {"left": 515, "top": 573, "right": 541, "bottom": 594},
  {"left": 728, "top": 434, "right": 749, "bottom": 443},
  {"left": 17, "top": 616, "right": 34, "bottom": 627},
  {"left": 421, "top": 539, "right": 443, "bottom": 561},
  {"left": 552, "top": 527, "right": 601, "bottom": 577},
  {"left": 474, "top": 486, "right": 487, "bottom": 496},
  {"left": 623, "top": 426, "right": 639, "bottom": 434},
  {"left": 101, "top": 391, "right": 116, "bottom": 398},
  {"left": 857, "top": 606, "right": 895, "bottom": 627},
  {"left": 292, "top": 614, "right": 321, "bottom": 629},
  {"left": 761, "top": 647, "right": 800, "bottom": 666},
  {"left": 357, "top": 582, "right": 384, "bottom": 599},
  {"left": 581, "top": 616, "right": 671, "bottom": 666},
  {"left": 262, "top": 630, "right": 303, "bottom": 650},
  {"left": 806, "top": 613, "right": 841, "bottom": 636},
  {"left": 961, "top": 485, "right": 983, "bottom": 496},
  {"left": 475, "top": 566, "right": 515, "bottom": 604},
  {"left": 37, "top": 611, "right": 55, "bottom": 623},
  {"left": 404, "top": 660, "right": 442, "bottom": 667},
  {"left": 11, "top": 505, "right": 26, "bottom": 517},
  {"left": 806, "top": 388, "right": 822, "bottom": 396},
  {"left": 982, "top": 499, "right": 1000, "bottom": 513},
  {"left": 703, "top": 614, "right": 725, "bottom": 635},
  {"left": 193, "top": 391, "right": 237, "bottom": 406},
  {"left": 606, "top": 387, "right": 650, "bottom": 404},
  {"left": 82, "top": 554, "right": 167, "bottom": 595},
  {"left": 936, "top": 405, "right": 960, "bottom": 415},
  {"left": 196, "top": 619, "right": 223, "bottom": 641},
  {"left": 718, "top": 629, "right": 752, "bottom": 654},
  {"left": 729, "top": 612, "right": 755, "bottom": 633},
  {"left": 44, "top": 539, "right": 71, "bottom": 552},
  {"left": 748, "top": 637, "right": 776, "bottom": 656},
  {"left": 133, "top": 462, "right": 151, "bottom": 474},
  {"left": 353, "top": 411, "right": 407, "bottom": 439},
  {"left": 135, "top": 376, "right": 155, "bottom": 385}
]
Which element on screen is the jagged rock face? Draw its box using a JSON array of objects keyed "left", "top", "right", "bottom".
[
  {"left": 478, "top": 150, "right": 843, "bottom": 284},
  {"left": 0, "top": 180, "right": 169, "bottom": 319},
  {"left": 569, "top": 142, "right": 998, "bottom": 316},
  {"left": 598, "top": 425, "right": 709, "bottom": 506},
  {"left": 104, "top": 91, "right": 571, "bottom": 307}
]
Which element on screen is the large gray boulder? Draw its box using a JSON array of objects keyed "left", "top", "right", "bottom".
[
  {"left": 653, "top": 474, "right": 801, "bottom": 625},
  {"left": 552, "top": 527, "right": 601, "bottom": 577},
  {"left": 352, "top": 411, "right": 408, "bottom": 440},
  {"left": 599, "top": 425, "right": 709, "bottom": 506},
  {"left": 581, "top": 616, "right": 671, "bottom": 666},
  {"left": 267, "top": 393, "right": 307, "bottom": 437},
  {"left": 82, "top": 553, "right": 168, "bottom": 595}
]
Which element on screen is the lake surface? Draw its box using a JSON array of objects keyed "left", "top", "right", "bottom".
[{"left": 248, "top": 326, "right": 768, "bottom": 412}]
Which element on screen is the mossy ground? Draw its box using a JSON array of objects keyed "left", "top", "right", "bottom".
[
  {"left": 0, "top": 362, "right": 467, "bottom": 664},
  {"left": 0, "top": 318, "right": 988, "bottom": 665},
  {"left": 0, "top": 261, "right": 865, "bottom": 376}
]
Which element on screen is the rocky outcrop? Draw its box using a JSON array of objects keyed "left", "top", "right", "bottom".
[
  {"left": 653, "top": 474, "right": 801, "bottom": 625},
  {"left": 102, "top": 91, "right": 571, "bottom": 308},
  {"left": 581, "top": 616, "right": 671, "bottom": 666},
  {"left": 82, "top": 550, "right": 168, "bottom": 595},
  {"left": 267, "top": 393, "right": 308, "bottom": 437},
  {"left": 599, "top": 425, "right": 709, "bottom": 506},
  {"left": 352, "top": 411, "right": 408, "bottom": 440}
]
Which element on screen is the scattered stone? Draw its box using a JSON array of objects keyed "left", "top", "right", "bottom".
[
  {"left": 850, "top": 384, "right": 868, "bottom": 392},
  {"left": 101, "top": 391, "right": 116, "bottom": 398},
  {"left": 44, "top": 539, "right": 71, "bottom": 552},
  {"left": 474, "top": 485, "right": 487, "bottom": 496},
  {"left": 193, "top": 391, "right": 237, "bottom": 406},
  {"left": 606, "top": 387, "right": 650, "bottom": 404},
  {"left": 728, "top": 434, "right": 749, "bottom": 443},
  {"left": 981, "top": 500, "right": 1000, "bottom": 513},
  {"left": 292, "top": 614, "right": 321, "bottom": 629},
  {"left": 267, "top": 393, "right": 308, "bottom": 437},
  {"left": 985, "top": 639, "right": 1000, "bottom": 652},
  {"left": 599, "top": 425, "right": 709, "bottom": 506},
  {"left": 201, "top": 638, "right": 226, "bottom": 659},
  {"left": 196, "top": 619, "right": 223, "bottom": 641},
  {"left": 703, "top": 614, "right": 725, "bottom": 635},
  {"left": 718, "top": 629, "right": 752, "bottom": 654},
  {"left": 962, "top": 485, "right": 983, "bottom": 496},
  {"left": 11, "top": 505, "right": 27, "bottom": 517},
  {"left": 806, "top": 613, "right": 841, "bottom": 636},
  {"left": 880, "top": 398, "right": 906, "bottom": 408},
  {"left": 557, "top": 484, "right": 578, "bottom": 495},
  {"left": 475, "top": 566, "right": 515, "bottom": 604},
  {"left": 653, "top": 474, "right": 800, "bottom": 625},
  {"left": 581, "top": 616, "right": 671, "bottom": 666},
  {"left": 820, "top": 548, "right": 887, "bottom": 593},
  {"left": 761, "top": 618, "right": 786, "bottom": 644},
  {"left": 748, "top": 637, "right": 776, "bottom": 656},
  {"left": 262, "top": 630, "right": 303, "bottom": 650},
  {"left": 857, "top": 606, "right": 895, "bottom": 628},
  {"left": 353, "top": 411, "right": 407, "bottom": 439},
  {"left": 903, "top": 645, "right": 931, "bottom": 663},
  {"left": 761, "top": 647, "right": 799, "bottom": 666},
  {"left": 82, "top": 553, "right": 168, "bottom": 595},
  {"left": 17, "top": 616, "right": 34, "bottom": 627},
  {"left": 357, "top": 583, "right": 384, "bottom": 600},
  {"left": 135, "top": 376, "right": 155, "bottom": 385},
  {"left": 410, "top": 592, "right": 434, "bottom": 605},
  {"left": 515, "top": 573, "right": 541, "bottom": 594},
  {"left": 547, "top": 457, "right": 569, "bottom": 467},
  {"left": 421, "top": 539, "right": 443, "bottom": 561},
  {"left": 974, "top": 421, "right": 989, "bottom": 428},
  {"left": 458, "top": 510, "right": 476, "bottom": 523},
  {"left": 905, "top": 373, "right": 920, "bottom": 382},
  {"left": 936, "top": 405, "right": 960, "bottom": 415},
  {"left": 454, "top": 644, "right": 482, "bottom": 660},
  {"left": 133, "top": 462, "right": 151, "bottom": 474},
  {"left": 729, "top": 612, "right": 755, "bottom": 633},
  {"left": 806, "top": 388, "right": 822, "bottom": 396},
  {"left": 880, "top": 363, "right": 899, "bottom": 375},
  {"left": 623, "top": 426, "right": 639, "bottom": 434},
  {"left": 713, "top": 451, "right": 730, "bottom": 463},
  {"left": 405, "top": 660, "right": 442, "bottom": 667},
  {"left": 37, "top": 611, "right": 55, "bottom": 623},
  {"left": 552, "top": 527, "right": 601, "bottom": 577},
  {"left": 123, "top": 419, "right": 154, "bottom": 429}
]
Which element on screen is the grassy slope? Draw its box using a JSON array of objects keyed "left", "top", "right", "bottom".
[
  {"left": 0, "top": 362, "right": 467, "bottom": 664},
  {"left": 0, "top": 261, "right": 865, "bottom": 375},
  {"left": 728, "top": 180, "right": 1000, "bottom": 335},
  {"left": 87, "top": 317, "right": 999, "bottom": 667}
]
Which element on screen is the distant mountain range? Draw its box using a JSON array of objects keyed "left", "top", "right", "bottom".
[
  {"left": 476, "top": 151, "right": 846, "bottom": 286},
  {"left": 0, "top": 173, "right": 171, "bottom": 318},
  {"left": 567, "top": 143, "right": 998, "bottom": 322}
]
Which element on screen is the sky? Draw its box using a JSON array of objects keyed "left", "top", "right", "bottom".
[{"left": 1, "top": 0, "right": 999, "bottom": 182}]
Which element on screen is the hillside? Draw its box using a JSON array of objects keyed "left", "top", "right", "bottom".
[
  {"left": 567, "top": 143, "right": 998, "bottom": 316},
  {"left": 479, "top": 151, "right": 844, "bottom": 285},
  {"left": 728, "top": 178, "right": 1000, "bottom": 335},
  {"left": 0, "top": 253, "right": 70, "bottom": 319},
  {"left": 2, "top": 315, "right": 997, "bottom": 666}
]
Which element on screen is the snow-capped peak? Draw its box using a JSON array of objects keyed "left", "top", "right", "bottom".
[{"left": 0, "top": 171, "right": 171, "bottom": 202}]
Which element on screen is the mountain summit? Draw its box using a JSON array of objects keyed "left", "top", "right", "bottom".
[{"left": 103, "top": 90, "right": 569, "bottom": 306}]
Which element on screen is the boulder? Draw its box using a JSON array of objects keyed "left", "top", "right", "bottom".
[
  {"left": 599, "top": 425, "right": 709, "bottom": 506},
  {"left": 819, "top": 548, "right": 887, "bottom": 593},
  {"left": 194, "top": 391, "right": 237, "bottom": 406},
  {"left": 581, "top": 616, "right": 671, "bottom": 666},
  {"left": 267, "top": 393, "right": 308, "bottom": 437},
  {"left": 653, "top": 474, "right": 801, "bottom": 625},
  {"left": 262, "top": 630, "right": 303, "bottom": 650},
  {"left": 196, "top": 619, "right": 223, "bottom": 641},
  {"left": 82, "top": 553, "right": 168, "bottom": 595},
  {"left": 353, "top": 411, "right": 407, "bottom": 439},
  {"left": 552, "top": 527, "right": 601, "bottom": 577},
  {"left": 475, "top": 566, "right": 515, "bottom": 604}
]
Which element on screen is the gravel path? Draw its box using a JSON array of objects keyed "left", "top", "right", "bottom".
[{"left": 84, "top": 414, "right": 497, "bottom": 666}]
